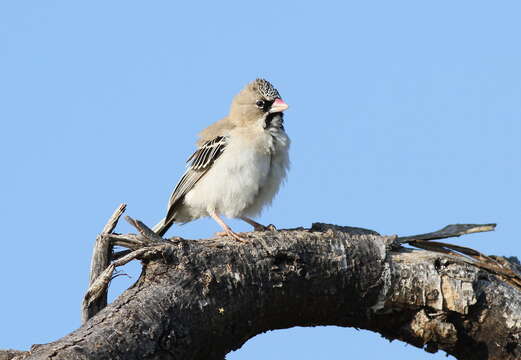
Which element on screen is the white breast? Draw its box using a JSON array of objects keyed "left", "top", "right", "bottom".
[
  {"left": 183, "top": 122, "right": 290, "bottom": 220},
  {"left": 242, "top": 126, "right": 290, "bottom": 217}
]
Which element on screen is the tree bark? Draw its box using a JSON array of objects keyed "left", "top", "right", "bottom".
[
  {"left": 3, "top": 221, "right": 521, "bottom": 360},
  {"left": 83, "top": 204, "right": 127, "bottom": 323}
]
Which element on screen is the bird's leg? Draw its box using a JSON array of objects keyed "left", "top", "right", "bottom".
[
  {"left": 240, "top": 217, "right": 277, "bottom": 232},
  {"left": 209, "top": 211, "right": 247, "bottom": 243}
]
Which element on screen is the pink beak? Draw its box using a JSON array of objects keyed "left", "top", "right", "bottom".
[{"left": 269, "top": 98, "right": 289, "bottom": 113}]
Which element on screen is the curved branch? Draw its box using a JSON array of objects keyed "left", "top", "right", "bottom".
[{"left": 11, "top": 221, "right": 521, "bottom": 360}]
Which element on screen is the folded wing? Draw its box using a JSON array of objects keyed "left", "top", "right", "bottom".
[{"left": 153, "top": 136, "right": 227, "bottom": 236}]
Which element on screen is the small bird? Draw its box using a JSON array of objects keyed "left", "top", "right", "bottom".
[{"left": 153, "top": 79, "right": 290, "bottom": 241}]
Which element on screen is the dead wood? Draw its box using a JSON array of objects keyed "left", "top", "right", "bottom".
[{"left": 3, "top": 206, "right": 521, "bottom": 360}]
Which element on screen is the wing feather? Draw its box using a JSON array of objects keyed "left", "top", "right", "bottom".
[{"left": 163, "top": 136, "right": 227, "bottom": 225}]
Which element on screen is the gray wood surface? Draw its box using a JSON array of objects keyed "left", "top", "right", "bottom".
[{"left": 3, "top": 213, "right": 519, "bottom": 360}]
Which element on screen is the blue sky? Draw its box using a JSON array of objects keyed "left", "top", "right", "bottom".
[{"left": 1, "top": 1, "right": 520, "bottom": 359}]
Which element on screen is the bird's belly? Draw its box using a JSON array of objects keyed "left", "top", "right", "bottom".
[
  {"left": 183, "top": 146, "right": 272, "bottom": 218},
  {"left": 242, "top": 149, "right": 289, "bottom": 217}
]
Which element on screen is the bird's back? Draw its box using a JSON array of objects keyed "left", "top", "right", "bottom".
[{"left": 197, "top": 117, "right": 235, "bottom": 146}]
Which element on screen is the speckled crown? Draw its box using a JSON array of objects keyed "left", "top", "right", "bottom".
[{"left": 252, "top": 78, "right": 281, "bottom": 100}]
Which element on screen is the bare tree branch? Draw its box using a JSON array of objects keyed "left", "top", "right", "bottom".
[
  {"left": 124, "top": 215, "right": 165, "bottom": 244},
  {"left": 6, "top": 214, "right": 520, "bottom": 360},
  {"left": 396, "top": 223, "right": 497, "bottom": 243},
  {"left": 397, "top": 224, "right": 521, "bottom": 290},
  {"left": 83, "top": 204, "right": 126, "bottom": 323},
  {"left": 0, "top": 350, "right": 25, "bottom": 360}
]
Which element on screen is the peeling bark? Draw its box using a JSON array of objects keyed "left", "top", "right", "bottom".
[
  {"left": 4, "top": 221, "right": 521, "bottom": 360},
  {"left": 0, "top": 350, "right": 25, "bottom": 360}
]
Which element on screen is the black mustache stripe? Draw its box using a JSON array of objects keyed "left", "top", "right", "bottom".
[{"left": 265, "top": 112, "right": 284, "bottom": 129}]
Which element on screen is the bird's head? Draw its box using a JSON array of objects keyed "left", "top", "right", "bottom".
[{"left": 229, "top": 79, "right": 289, "bottom": 125}]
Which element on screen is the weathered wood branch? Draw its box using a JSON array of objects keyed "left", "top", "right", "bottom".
[
  {"left": 5, "top": 212, "right": 520, "bottom": 360},
  {"left": 0, "top": 350, "right": 25, "bottom": 360},
  {"left": 82, "top": 204, "right": 126, "bottom": 323},
  {"left": 396, "top": 223, "right": 497, "bottom": 243}
]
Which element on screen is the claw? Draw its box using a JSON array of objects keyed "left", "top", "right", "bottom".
[
  {"left": 253, "top": 224, "right": 268, "bottom": 232},
  {"left": 209, "top": 211, "right": 248, "bottom": 243},
  {"left": 240, "top": 217, "right": 277, "bottom": 232},
  {"left": 215, "top": 230, "right": 248, "bottom": 243}
]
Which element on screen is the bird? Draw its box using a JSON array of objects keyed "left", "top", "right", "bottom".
[{"left": 153, "top": 78, "right": 290, "bottom": 241}]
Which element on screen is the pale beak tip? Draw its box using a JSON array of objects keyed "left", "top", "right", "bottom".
[{"left": 270, "top": 98, "right": 289, "bottom": 113}]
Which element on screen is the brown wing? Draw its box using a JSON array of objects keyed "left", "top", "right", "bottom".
[{"left": 162, "top": 136, "right": 227, "bottom": 230}]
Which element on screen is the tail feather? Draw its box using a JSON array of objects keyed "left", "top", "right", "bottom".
[{"left": 153, "top": 216, "right": 175, "bottom": 237}]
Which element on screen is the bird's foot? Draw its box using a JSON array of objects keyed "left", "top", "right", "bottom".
[
  {"left": 210, "top": 212, "right": 248, "bottom": 243},
  {"left": 215, "top": 229, "right": 248, "bottom": 243},
  {"left": 253, "top": 223, "right": 277, "bottom": 232},
  {"left": 240, "top": 217, "right": 277, "bottom": 232}
]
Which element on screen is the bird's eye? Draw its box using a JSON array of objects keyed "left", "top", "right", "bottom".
[{"left": 256, "top": 100, "right": 265, "bottom": 108}]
